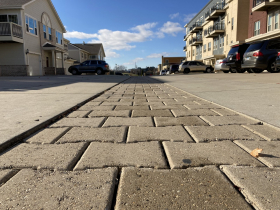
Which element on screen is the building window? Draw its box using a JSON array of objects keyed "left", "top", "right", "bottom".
[
  {"left": 231, "top": 17, "right": 234, "bottom": 30},
  {"left": 208, "top": 42, "right": 211, "bottom": 51},
  {"left": 56, "top": 31, "right": 62, "bottom": 45},
  {"left": 43, "top": 25, "right": 47, "bottom": 39},
  {"left": 275, "top": 12, "right": 279, "bottom": 30},
  {"left": 193, "top": 50, "right": 195, "bottom": 56},
  {"left": 268, "top": 14, "right": 272, "bottom": 32},
  {"left": 220, "top": 35, "right": 224, "bottom": 48},
  {"left": 81, "top": 53, "right": 84, "bottom": 58},
  {"left": 0, "top": 14, "right": 18, "bottom": 24},
  {"left": 48, "top": 28, "right": 52, "bottom": 40},
  {"left": 25, "top": 15, "right": 37, "bottom": 35},
  {"left": 165, "top": 60, "right": 169, "bottom": 64},
  {"left": 204, "top": 44, "right": 206, "bottom": 52},
  {"left": 254, "top": 21, "right": 260, "bottom": 36}
]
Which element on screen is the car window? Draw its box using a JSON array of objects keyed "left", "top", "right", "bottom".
[
  {"left": 183, "top": 62, "right": 189, "bottom": 65},
  {"left": 267, "top": 40, "right": 280, "bottom": 49},
  {"left": 82, "top": 61, "right": 90, "bottom": 66},
  {"left": 198, "top": 62, "right": 205, "bottom": 66},
  {"left": 91, "top": 61, "right": 98, "bottom": 65},
  {"left": 246, "top": 42, "right": 264, "bottom": 52},
  {"left": 189, "top": 62, "right": 196, "bottom": 65}
]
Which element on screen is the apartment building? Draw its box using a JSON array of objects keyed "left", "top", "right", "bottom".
[{"left": 184, "top": 0, "right": 249, "bottom": 66}]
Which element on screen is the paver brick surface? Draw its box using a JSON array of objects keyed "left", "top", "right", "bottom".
[
  {"left": 221, "top": 166, "right": 280, "bottom": 210},
  {"left": 78, "top": 105, "right": 115, "bottom": 111},
  {"left": 186, "top": 125, "right": 263, "bottom": 142},
  {"left": 201, "top": 116, "right": 261, "bottom": 126},
  {"left": 172, "top": 109, "right": 219, "bottom": 117},
  {"left": 67, "top": 111, "right": 91, "bottom": 118},
  {"left": 75, "top": 142, "right": 167, "bottom": 170},
  {"left": 210, "top": 108, "right": 239, "bottom": 116},
  {"left": 185, "top": 104, "right": 223, "bottom": 109},
  {"left": 83, "top": 101, "right": 102, "bottom": 106},
  {"left": 234, "top": 141, "right": 280, "bottom": 167},
  {"left": 88, "top": 110, "right": 130, "bottom": 117},
  {"left": 26, "top": 128, "right": 70, "bottom": 144},
  {"left": 103, "top": 117, "right": 154, "bottom": 127},
  {"left": 0, "top": 168, "right": 117, "bottom": 210},
  {"left": 101, "top": 101, "right": 133, "bottom": 106},
  {"left": 57, "top": 127, "right": 127, "bottom": 143},
  {"left": 155, "top": 116, "right": 208, "bottom": 127},
  {"left": 242, "top": 125, "right": 280, "bottom": 141},
  {"left": 114, "top": 105, "right": 150, "bottom": 110},
  {"left": 150, "top": 105, "right": 187, "bottom": 110},
  {"left": 132, "top": 110, "right": 173, "bottom": 117},
  {"left": 163, "top": 141, "right": 263, "bottom": 169},
  {"left": 133, "top": 102, "right": 164, "bottom": 106},
  {"left": 51, "top": 118, "right": 105, "bottom": 128},
  {"left": 0, "top": 143, "right": 87, "bottom": 170},
  {"left": 0, "top": 170, "right": 15, "bottom": 185},
  {"left": 115, "top": 166, "right": 252, "bottom": 210},
  {"left": 128, "top": 126, "right": 193, "bottom": 142}
]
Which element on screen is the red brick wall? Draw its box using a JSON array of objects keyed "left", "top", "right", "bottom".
[{"left": 248, "top": 0, "right": 267, "bottom": 38}]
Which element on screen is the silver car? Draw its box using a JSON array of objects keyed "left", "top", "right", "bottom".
[
  {"left": 179, "top": 61, "right": 214, "bottom": 74},
  {"left": 215, "top": 59, "right": 230, "bottom": 73}
]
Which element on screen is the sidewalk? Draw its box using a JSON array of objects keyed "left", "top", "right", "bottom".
[{"left": 0, "top": 76, "right": 279, "bottom": 209}]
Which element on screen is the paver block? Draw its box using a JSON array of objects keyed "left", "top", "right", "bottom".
[
  {"left": 132, "top": 110, "right": 173, "bottom": 117},
  {"left": 114, "top": 105, "right": 150, "bottom": 110},
  {"left": 78, "top": 105, "right": 115, "bottom": 111},
  {"left": 103, "top": 117, "right": 154, "bottom": 127},
  {"left": 51, "top": 118, "right": 105, "bottom": 128},
  {"left": 115, "top": 166, "right": 252, "bottom": 210},
  {"left": 150, "top": 105, "right": 187, "bottom": 110},
  {"left": 201, "top": 116, "right": 261, "bottom": 126},
  {"left": 120, "top": 99, "right": 147, "bottom": 102},
  {"left": 83, "top": 101, "right": 102, "bottom": 106},
  {"left": 186, "top": 125, "right": 263, "bottom": 142},
  {"left": 0, "top": 168, "right": 117, "bottom": 210},
  {"left": 211, "top": 108, "right": 239, "bottom": 116},
  {"left": 128, "top": 126, "right": 193, "bottom": 143},
  {"left": 242, "top": 125, "right": 280, "bottom": 141},
  {"left": 164, "top": 101, "right": 199, "bottom": 106},
  {"left": 88, "top": 110, "right": 130, "bottom": 117},
  {"left": 221, "top": 166, "right": 280, "bottom": 210},
  {"left": 0, "top": 143, "right": 87, "bottom": 170},
  {"left": 57, "top": 127, "right": 127, "bottom": 143},
  {"left": 75, "top": 142, "right": 167, "bottom": 170},
  {"left": 0, "top": 170, "right": 15, "bottom": 185},
  {"left": 67, "top": 111, "right": 91, "bottom": 118},
  {"left": 163, "top": 141, "right": 263, "bottom": 169},
  {"left": 101, "top": 101, "right": 133, "bottom": 106},
  {"left": 102, "top": 98, "right": 121, "bottom": 102},
  {"left": 133, "top": 102, "right": 164, "bottom": 106},
  {"left": 26, "top": 128, "right": 70, "bottom": 144},
  {"left": 234, "top": 141, "right": 280, "bottom": 167},
  {"left": 155, "top": 116, "right": 208, "bottom": 127},
  {"left": 185, "top": 104, "right": 223, "bottom": 109},
  {"left": 172, "top": 109, "right": 219, "bottom": 117}
]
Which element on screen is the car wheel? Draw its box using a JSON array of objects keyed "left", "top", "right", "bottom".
[
  {"left": 268, "top": 61, "right": 280, "bottom": 73},
  {"left": 236, "top": 68, "right": 246, "bottom": 73},
  {"left": 223, "top": 70, "right": 230, "bottom": 73},
  {"left": 205, "top": 68, "right": 212, "bottom": 73},
  {"left": 96, "top": 69, "right": 103, "bottom": 75},
  {"left": 230, "top": 68, "right": 237, "bottom": 73},
  {"left": 72, "top": 69, "right": 79, "bottom": 75},
  {"left": 252, "top": 68, "right": 264, "bottom": 73},
  {"left": 183, "top": 68, "right": 190, "bottom": 74}
]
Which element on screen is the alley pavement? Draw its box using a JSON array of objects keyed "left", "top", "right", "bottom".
[{"left": 0, "top": 76, "right": 280, "bottom": 209}]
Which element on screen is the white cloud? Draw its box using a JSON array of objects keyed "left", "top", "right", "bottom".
[
  {"left": 123, "top": 57, "right": 144, "bottom": 66},
  {"left": 147, "top": 52, "right": 170, "bottom": 58},
  {"left": 105, "top": 51, "right": 120, "bottom": 59},
  {"left": 157, "top": 21, "right": 184, "bottom": 37},
  {"left": 183, "top": 13, "right": 197, "bottom": 23},
  {"left": 170, "top": 13, "right": 179, "bottom": 19},
  {"left": 64, "top": 31, "right": 97, "bottom": 39}
]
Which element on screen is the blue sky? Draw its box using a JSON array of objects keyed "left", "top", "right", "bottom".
[{"left": 53, "top": 0, "right": 209, "bottom": 69}]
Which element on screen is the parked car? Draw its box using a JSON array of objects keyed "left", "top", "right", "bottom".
[
  {"left": 68, "top": 60, "right": 110, "bottom": 75},
  {"left": 115, "top": 72, "right": 123, "bottom": 76},
  {"left": 160, "top": 70, "right": 170, "bottom": 75},
  {"left": 242, "top": 39, "right": 280, "bottom": 73},
  {"left": 226, "top": 43, "right": 250, "bottom": 73},
  {"left": 215, "top": 59, "right": 230, "bottom": 73},
  {"left": 169, "top": 64, "right": 179, "bottom": 73},
  {"left": 179, "top": 61, "right": 214, "bottom": 74}
]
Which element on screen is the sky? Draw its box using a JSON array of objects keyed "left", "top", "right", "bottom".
[{"left": 52, "top": 0, "right": 209, "bottom": 69}]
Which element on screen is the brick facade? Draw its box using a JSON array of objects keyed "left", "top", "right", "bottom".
[{"left": 0, "top": 66, "right": 28, "bottom": 76}]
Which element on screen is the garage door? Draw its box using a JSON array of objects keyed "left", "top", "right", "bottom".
[{"left": 29, "top": 54, "right": 42, "bottom": 76}]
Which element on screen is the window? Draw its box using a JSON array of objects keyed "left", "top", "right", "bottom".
[
  {"left": 0, "top": 15, "right": 18, "bottom": 24},
  {"left": 208, "top": 42, "right": 211, "bottom": 51},
  {"left": 81, "top": 53, "right": 84, "bottom": 58},
  {"left": 275, "top": 12, "right": 279, "bottom": 30},
  {"left": 254, "top": 21, "right": 260, "bottom": 36},
  {"left": 85, "top": 54, "right": 87, "bottom": 59},
  {"left": 165, "top": 60, "right": 169, "bottom": 64},
  {"left": 25, "top": 15, "right": 37, "bottom": 35},
  {"left": 220, "top": 35, "right": 224, "bottom": 48},
  {"left": 231, "top": 17, "right": 234, "bottom": 30},
  {"left": 193, "top": 50, "right": 195, "bottom": 56},
  {"left": 204, "top": 44, "right": 206, "bottom": 52},
  {"left": 268, "top": 14, "right": 272, "bottom": 32},
  {"left": 43, "top": 25, "right": 47, "bottom": 39},
  {"left": 267, "top": 40, "right": 280, "bottom": 49},
  {"left": 91, "top": 61, "right": 98, "bottom": 65},
  {"left": 48, "top": 28, "right": 52, "bottom": 40},
  {"left": 56, "top": 31, "right": 62, "bottom": 45},
  {"left": 82, "top": 61, "right": 91, "bottom": 66}
]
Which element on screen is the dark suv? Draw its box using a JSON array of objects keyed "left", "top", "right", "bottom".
[
  {"left": 242, "top": 39, "right": 280, "bottom": 73},
  {"left": 226, "top": 44, "right": 250, "bottom": 73},
  {"left": 68, "top": 60, "right": 110, "bottom": 75}
]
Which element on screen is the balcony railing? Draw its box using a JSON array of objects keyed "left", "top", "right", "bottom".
[
  {"left": 253, "top": 0, "right": 268, "bottom": 7},
  {"left": 192, "top": 37, "right": 202, "bottom": 42},
  {"left": 205, "top": 2, "right": 226, "bottom": 20},
  {"left": 205, "top": 23, "right": 225, "bottom": 38},
  {"left": 183, "top": 46, "right": 186, "bottom": 51},
  {"left": 0, "top": 22, "right": 23, "bottom": 39}
]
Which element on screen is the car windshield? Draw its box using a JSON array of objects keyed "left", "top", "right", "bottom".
[
  {"left": 228, "top": 46, "right": 239, "bottom": 55},
  {"left": 172, "top": 65, "right": 179, "bottom": 69},
  {"left": 246, "top": 42, "right": 264, "bottom": 52}
]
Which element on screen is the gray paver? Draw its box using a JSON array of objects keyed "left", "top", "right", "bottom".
[
  {"left": 242, "top": 125, "right": 280, "bottom": 141},
  {"left": 0, "top": 170, "right": 15, "bottom": 185},
  {"left": 26, "top": 128, "right": 70, "bottom": 144},
  {"left": 221, "top": 166, "right": 280, "bottom": 210},
  {"left": 210, "top": 108, "right": 239, "bottom": 116},
  {"left": 185, "top": 104, "right": 223, "bottom": 109},
  {"left": 88, "top": 110, "right": 130, "bottom": 117},
  {"left": 57, "top": 127, "right": 127, "bottom": 143},
  {"left": 155, "top": 116, "right": 209, "bottom": 127},
  {"left": 163, "top": 141, "right": 263, "bottom": 169},
  {"left": 133, "top": 102, "right": 164, "bottom": 106},
  {"left": 119, "top": 99, "right": 147, "bottom": 102},
  {"left": 164, "top": 101, "right": 199, "bottom": 106},
  {"left": 114, "top": 105, "right": 150, "bottom": 110},
  {"left": 128, "top": 126, "right": 193, "bottom": 142},
  {"left": 115, "top": 166, "right": 252, "bottom": 210},
  {"left": 75, "top": 142, "right": 167, "bottom": 170},
  {"left": 171, "top": 109, "right": 219, "bottom": 117},
  {"left": 234, "top": 141, "right": 280, "bottom": 167},
  {"left": 186, "top": 125, "right": 263, "bottom": 142},
  {"left": 83, "top": 101, "right": 102, "bottom": 106},
  {"left": 0, "top": 168, "right": 117, "bottom": 210},
  {"left": 67, "top": 111, "right": 91, "bottom": 118},
  {"left": 0, "top": 143, "right": 87, "bottom": 170},
  {"left": 201, "top": 116, "right": 261, "bottom": 126},
  {"left": 132, "top": 110, "right": 173, "bottom": 117},
  {"left": 51, "top": 118, "right": 105, "bottom": 128},
  {"left": 101, "top": 101, "right": 133, "bottom": 106},
  {"left": 150, "top": 105, "right": 187, "bottom": 110},
  {"left": 103, "top": 117, "right": 154, "bottom": 127},
  {"left": 78, "top": 105, "right": 115, "bottom": 111}
]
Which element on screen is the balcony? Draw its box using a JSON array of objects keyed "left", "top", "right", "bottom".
[
  {"left": 183, "top": 46, "right": 187, "bottom": 51},
  {"left": 184, "top": 35, "right": 187, "bottom": 41},
  {"left": 252, "top": 0, "right": 280, "bottom": 12},
  {"left": 205, "top": 3, "right": 226, "bottom": 21},
  {"left": 205, "top": 23, "right": 225, "bottom": 38},
  {"left": 190, "top": 37, "right": 203, "bottom": 46},
  {"left": 190, "top": 22, "right": 203, "bottom": 33},
  {"left": 0, "top": 22, "right": 23, "bottom": 43}
]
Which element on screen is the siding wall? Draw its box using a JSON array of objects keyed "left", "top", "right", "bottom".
[{"left": 0, "top": 43, "right": 25, "bottom": 65}]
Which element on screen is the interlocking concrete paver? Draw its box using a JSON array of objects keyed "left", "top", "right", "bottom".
[
  {"left": 210, "top": 108, "right": 239, "bottom": 116},
  {"left": 0, "top": 143, "right": 87, "bottom": 170},
  {"left": 242, "top": 125, "right": 280, "bottom": 141},
  {"left": 26, "top": 128, "right": 70, "bottom": 144},
  {"left": 0, "top": 170, "right": 15, "bottom": 184},
  {"left": 133, "top": 101, "right": 164, "bottom": 106},
  {"left": 234, "top": 141, "right": 280, "bottom": 167},
  {"left": 128, "top": 126, "right": 193, "bottom": 142},
  {"left": 185, "top": 104, "right": 223, "bottom": 109},
  {"left": 115, "top": 166, "right": 252, "bottom": 210},
  {"left": 150, "top": 105, "right": 187, "bottom": 110},
  {"left": 155, "top": 116, "right": 209, "bottom": 127},
  {"left": 78, "top": 105, "right": 115, "bottom": 111},
  {"left": 114, "top": 105, "right": 150, "bottom": 110},
  {"left": 88, "top": 110, "right": 130, "bottom": 117},
  {"left": 132, "top": 110, "right": 173, "bottom": 117},
  {"left": 83, "top": 101, "right": 102, "bottom": 106},
  {"left": 186, "top": 125, "right": 263, "bottom": 142},
  {"left": 50, "top": 118, "right": 105, "bottom": 128},
  {"left": 172, "top": 109, "right": 219, "bottom": 117},
  {"left": 163, "top": 141, "right": 263, "bottom": 169},
  {"left": 0, "top": 168, "right": 117, "bottom": 210},
  {"left": 201, "top": 116, "right": 261, "bottom": 126},
  {"left": 119, "top": 99, "right": 147, "bottom": 102},
  {"left": 103, "top": 117, "right": 154, "bottom": 127},
  {"left": 164, "top": 101, "right": 199, "bottom": 106},
  {"left": 221, "top": 166, "right": 280, "bottom": 210},
  {"left": 74, "top": 142, "right": 167, "bottom": 170},
  {"left": 67, "top": 111, "right": 91, "bottom": 118},
  {"left": 101, "top": 101, "right": 133, "bottom": 106},
  {"left": 57, "top": 127, "right": 127, "bottom": 143}
]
